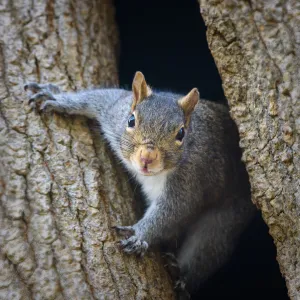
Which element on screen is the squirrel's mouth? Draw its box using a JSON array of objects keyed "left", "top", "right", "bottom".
[
  {"left": 130, "top": 146, "right": 164, "bottom": 176},
  {"left": 139, "top": 169, "right": 160, "bottom": 176},
  {"left": 141, "top": 166, "right": 150, "bottom": 174},
  {"left": 133, "top": 163, "right": 163, "bottom": 176},
  {"left": 139, "top": 165, "right": 159, "bottom": 175}
]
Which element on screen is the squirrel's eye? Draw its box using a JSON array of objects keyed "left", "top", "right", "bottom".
[
  {"left": 176, "top": 127, "right": 185, "bottom": 142},
  {"left": 128, "top": 114, "right": 135, "bottom": 128}
]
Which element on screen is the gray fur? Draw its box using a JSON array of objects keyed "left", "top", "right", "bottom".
[{"left": 24, "top": 82, "right": 255, "bottom": 294}]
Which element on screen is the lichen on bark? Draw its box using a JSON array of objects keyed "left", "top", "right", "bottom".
[
  {"left": 0, "top": 1, "right": 174, "bottom": 299},
  {"left": 199, "top": 0, "right": 300, "bottom": 298}
]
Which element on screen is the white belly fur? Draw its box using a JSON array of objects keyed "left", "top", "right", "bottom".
[{"left": 136, "top": 171, "right": 168, "bottom": 205}]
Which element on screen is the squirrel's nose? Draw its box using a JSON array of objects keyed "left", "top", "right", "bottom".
[{"left": 140, "top": 146, "right": 158, "bottom": 165}]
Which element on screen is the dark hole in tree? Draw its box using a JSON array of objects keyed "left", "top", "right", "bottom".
[{"left": 114, "top": 0, "right": 288, "bottom": 299}]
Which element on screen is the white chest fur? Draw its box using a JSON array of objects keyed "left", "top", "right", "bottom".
[{"left": 136, "top": 172, "right": 168, "bottom": 205}]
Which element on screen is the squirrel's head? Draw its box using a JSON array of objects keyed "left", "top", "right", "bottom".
[{"left": 121, "top": 71, "right": 199, "bottom": 176}]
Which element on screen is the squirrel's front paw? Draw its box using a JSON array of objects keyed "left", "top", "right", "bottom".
[
  {"left": 119, "top": 235, "right": 149, "bottom": 256},
  {"left": 24, "top": 82, "right": 59, "bottom": 112},
  {"left": 114, "top": 226, "right": 148, "bottom": 256}
]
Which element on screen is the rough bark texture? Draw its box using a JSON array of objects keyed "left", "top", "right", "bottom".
[
  {"left": 0, "top": 1, "right": 174, "bottom": 299},
  {"left": 199, "top": 0, "right": 299, "bottom": 299}
]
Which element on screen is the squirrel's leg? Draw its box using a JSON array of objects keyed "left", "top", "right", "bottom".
[
  {"left": 115, "top": 199, "right": 183, "bottom": 256},
  {"left": 162, "top": 252, "right": 191, "bottom": 300},
  {"left": 24, "top": 82, "right": 116, "bottom": 119},
  {"left": 176, "top": 208, "right": 240, "bottom": 293}
]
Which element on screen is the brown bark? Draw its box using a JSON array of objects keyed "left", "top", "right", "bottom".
[
  {"left": 0, "top": 1, "right": 174, "bottom": 299},
  {"left": 199, "top": 0, "right": 299, "bottom": 298}
]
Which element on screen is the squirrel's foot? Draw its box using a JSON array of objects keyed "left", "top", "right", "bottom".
[
  {"left": 162, "top": 252, "right": 181, "bottom": 279},
  {"left": 24, "top": 82, "right": 60, "bottom": 112},
  {"left": 174, "top": 277, "right": 191, "bottom": 300},
  {"left": 114, "top": 226, "right": 148, "bottom": 256},
  {"left": 162, "top": 253, "right": 191, "bottom": 299}
]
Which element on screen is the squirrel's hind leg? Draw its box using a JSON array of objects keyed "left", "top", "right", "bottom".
[
  {"left": 162, "top": 252, "right": 191, "bottom": 300},
  {"left": 177, "top": 209, "right": 239, "bottom": 293}
]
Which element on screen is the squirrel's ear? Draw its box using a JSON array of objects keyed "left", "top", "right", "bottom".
[
  {"left": 131, "top": 71, "right": 152, "bottom": 112},
  {"left": 178, "top": 88, "right": 199, "bottom": 126}
]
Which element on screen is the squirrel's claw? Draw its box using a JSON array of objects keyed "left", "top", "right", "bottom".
[
  {"left": 28, "top": 91, "right": 55, "bottom": 104},
  {"left": 24, "top": 83, "right": 61, "bottom": 113},
  {"left": 39, "top": 100, "right": 58, "bottom": 113},
  {"left": 25, "top": 87, "right": 57, "bottom": 112},
  {"left": 24, "top": 82, "right": 61, "bottom": 94},
  {"left": 174, "top": 277, "right": 191, "bottom": 300},
  {"left": 113, "top": 226, "right": 148, "bottom": 256},
  {"left": 24, "top": 82, "right": 42, "bottom": 93},
  {"left": 118, "top": 235, "right": 148, "bottom": 257},
  {"left": 163, "top": 252, "right": 181, "bottom": 279}
]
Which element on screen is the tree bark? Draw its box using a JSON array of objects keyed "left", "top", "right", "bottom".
[
  {"left": 199, "top": 0, "right": 299, "bottom": 298},
  {"left": 0, "top": 1, "right": 174, "bottom": 299}
]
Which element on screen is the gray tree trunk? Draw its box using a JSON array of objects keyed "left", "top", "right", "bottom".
[
  {"left": 199, "top": 1, "right": 299, "bottom": 299},
  {"left": 0, "top": 1, "right": 174, "bottom": 299}
]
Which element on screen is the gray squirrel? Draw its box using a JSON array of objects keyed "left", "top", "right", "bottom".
[{"left": 24, "top": 72, "right": 255, "bottom": 296}]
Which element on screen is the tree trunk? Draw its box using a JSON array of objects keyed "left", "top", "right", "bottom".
[
  {"left": 199, "top": 1, "right": 299, "bottom": 298},
  {"left": 0, "top": 1, "right": 174, "bottom": 299}
]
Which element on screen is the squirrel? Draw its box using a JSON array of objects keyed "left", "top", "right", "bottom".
[{"left": 24, "top": 72, "right": 255, "bottom": 296}]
